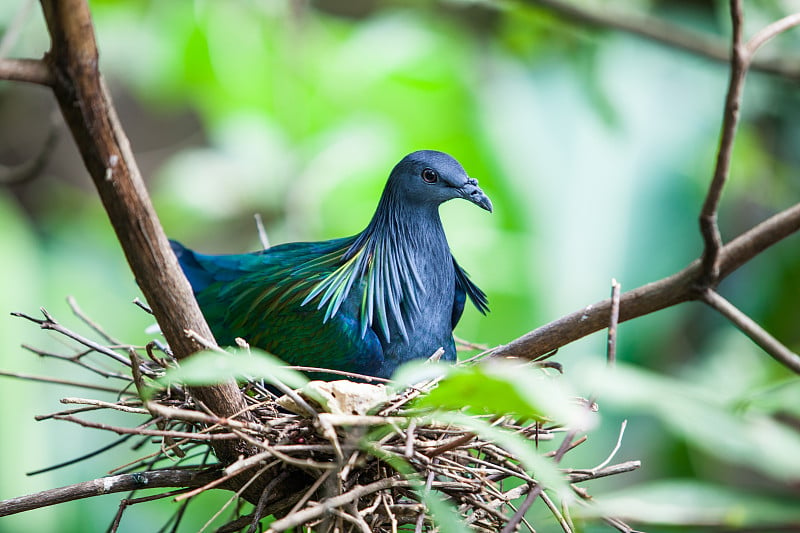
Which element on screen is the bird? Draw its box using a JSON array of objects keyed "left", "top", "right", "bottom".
[{"left": 170, "top": 150, "right": 491, "bottom": 379}]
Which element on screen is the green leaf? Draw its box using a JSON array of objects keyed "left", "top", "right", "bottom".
[
  {"left": 571, "top": 360, "right": 800, "bottom": 482},
  {"left": 408, "top": 359, "right": 589, "bottom": 428},
  {"left": 158, "top": 348, "right": 308, "bottom": 390},
  {"left": 578, "top": 480, "right": 800, "bottom": 527}
]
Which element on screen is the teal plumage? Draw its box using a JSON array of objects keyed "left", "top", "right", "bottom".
[{"left": 171, "top": 150, "right": 491, "bottom": 379}]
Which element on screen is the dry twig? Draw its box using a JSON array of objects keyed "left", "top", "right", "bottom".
[{"left": 0, "top": 308, "right": 638, "bottom": 531}]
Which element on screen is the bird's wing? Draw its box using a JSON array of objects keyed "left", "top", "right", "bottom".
[
  {"left": 452, "top": 256, "right": 489, "bottom": 328},
  {"left": 176, "top": 237, "right": 385, "bottom": 374},
  {"left": 301, "top": 234, "right": 425, "bottom": 344}
]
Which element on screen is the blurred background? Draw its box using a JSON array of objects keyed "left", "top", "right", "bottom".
[{"left": 1, "top": 0, "right": 799, "bottom": 531}]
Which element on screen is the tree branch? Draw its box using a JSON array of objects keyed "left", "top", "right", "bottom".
[
  {"left": 35, "top": 0, "right": 250, "bottom": 464},
  {"left": 524, "top": 0, "right": 800, "bottom": 81},
  {"left": 0, "top": 111, "right": 59, "bottom": 184},
  {"left": 0, "top": 470, "right": 222, "bottom": 517},
  {"left": 699, "top": 0, "right": 745, "bottom": 285},
  {"left": 746, "top": 12, "right": 800, "bottom": 56},
  {"left": 0, "top": 58, "right": 53, "bottom": 86},
  {"left": 493, "top": 201, "right": 800, "bottom": 362},
  {"left": 494, "top": 3, "right": 800, "bottom": 374},
  {"left": 701, "top": 289, "right": 800, "bottom": 373}
]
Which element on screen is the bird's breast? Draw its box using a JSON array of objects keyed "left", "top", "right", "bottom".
[{"left": 377, "top": 232, "right": 456, "bottom": 369}]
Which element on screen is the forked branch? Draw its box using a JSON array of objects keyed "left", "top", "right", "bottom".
[{"left": 496, "top": 1, "right": 800, "bottom": 374}]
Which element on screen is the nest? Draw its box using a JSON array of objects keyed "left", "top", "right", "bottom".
[{"left": 8, "top": 301, "right": 640, "bottom": 533}]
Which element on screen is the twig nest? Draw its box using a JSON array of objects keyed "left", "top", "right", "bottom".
[{"left": 277, "top": 380, "right": 389, "bottom": 416}]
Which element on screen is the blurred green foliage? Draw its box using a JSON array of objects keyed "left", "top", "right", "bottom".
[{"left": 1, "top": 0, "right": 799, "bottom": 531}]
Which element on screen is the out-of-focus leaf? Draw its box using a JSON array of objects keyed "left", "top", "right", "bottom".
[
  {"left": 737, "top": 377, "right": 800, "bottom": 418},
  {"left": 390, "top": 360, "right": 450, "bottom": 390},
  {"left": 411, "top": 359, "right": 591, "bottom": 429},
  {"left": 577, "top": 480, "right": 800, "bottom": 527},
  {"left": 571, "top": 360, "right": 800, "bottom": 482},
  {"left": 158, "top": 348, "right": 308, "bottom": 390}
]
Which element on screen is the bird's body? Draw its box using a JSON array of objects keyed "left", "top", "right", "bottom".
[{"left": 171, "top": 150, "right": 491, "bottom": 379}]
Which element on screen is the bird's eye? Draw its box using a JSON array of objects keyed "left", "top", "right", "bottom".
[{"left": 421, "top": 168, "right": 439, "bottom": 183}]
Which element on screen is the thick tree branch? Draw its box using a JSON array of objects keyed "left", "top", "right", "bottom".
[
  {"left": 36, "top": 0, "right": 250, "bottom": 463},
  {"left": 0, "top": 470, "right": 222, "bottom": 517}
]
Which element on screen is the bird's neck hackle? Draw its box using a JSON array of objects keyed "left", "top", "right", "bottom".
[{"left": 349, "top": 178, "right": 446, "bottom": 260}]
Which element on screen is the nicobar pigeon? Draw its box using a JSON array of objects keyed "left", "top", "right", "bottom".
[{"left": 170, "top": 150, "right": 492, "bottom": 379}]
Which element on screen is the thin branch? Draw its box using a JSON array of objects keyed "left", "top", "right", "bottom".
[
  {"left": 60, "top": 397, "right": 148, "bottom": 415},
  {"left": 539, "top": 490, "right": 572, "bottom": 533},
  {"left": 67, "top": 295, "right": 123, "bottom": 345},
  {"left": 701, "top": 289, "right": 800, "bottom": 374},
  {"left": 286, "top": 365, "right": 392, "bottom": 384},
  {"left": 254, "top": 213, "right": 270, "bottom": 249},
  {"left": 0, "top": 58, "right": 53, "bottom": 85},
  {"left": 108, "top": 488, "right": 190, "bottom": 533},
  {"left": 19, "top": 343, "right": 131, "bottom": 381},
  {"left": 51, "top": 413, "right": 237, "bottom": 441},
  {"left": 523, "top": 0, "right": 800, "bottom": 81},
  {"left": 699, "top": 0, "right": 746, "bottom": 285},
  {"left": 0, "top": 470, "right": 221, "bottom": 517},
  {"left": 12, "top": 309, "right": 132, "bottom": 367},
  {"left": 746, "top": 12, "right": 800, "bottom": 57},
  {"left": 492, "top": 201, "right": 800, "bottom": 361},
  {"left": 27, "top": 434, "right": 135, "bottom": 476},
  {"left": 267, "top": 477, "right": 411, "bottom": 532},
  {"left": 0, "top": 110, "right": 60, "bottom": 185},
  {"left": 500, "top": 485, "right": 543, "bottom": 533},
  {"left": 607, "top": 279, "right": 621, "bottom": 365},
  {"left": 246, "top": 469, "right": 288, "bottom": 533},
  {"left": 593, "top": 420, "right": 627, "bottom": 472},
  {"left": 145, "top": 402, "right": 269, "bottom": 434},
  {"left": 567, "top": 460, "right": 641, "bottom": 483},
  {"left": 0, "top": 370, "right": 123, "bottom": 394}
]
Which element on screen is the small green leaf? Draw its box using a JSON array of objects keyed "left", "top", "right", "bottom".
[{"left": 410, "top": 360, "right": 588, "bottom": 428}]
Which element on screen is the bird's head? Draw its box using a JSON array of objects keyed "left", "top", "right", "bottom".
[{"left": 388, "top": 150, "right": 493, "bottom": 213}]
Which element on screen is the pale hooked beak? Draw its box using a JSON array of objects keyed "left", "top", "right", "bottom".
[{"left": 460, "top": 177, "right": 493, "bottom": 213}]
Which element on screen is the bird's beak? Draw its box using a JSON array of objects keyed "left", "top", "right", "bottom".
[{"left": 459, "top": 178, "right": 493, "bottom": 213}]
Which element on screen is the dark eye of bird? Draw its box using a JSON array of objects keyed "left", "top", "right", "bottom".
[{"left": 421, "top": 168, "right": 439, "bottom": 183}]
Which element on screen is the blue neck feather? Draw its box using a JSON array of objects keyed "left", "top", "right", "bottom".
[{"left": 303, "top": 177, "right": 449, "bottom": 343}]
